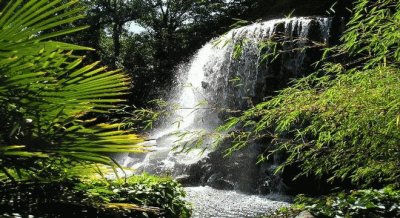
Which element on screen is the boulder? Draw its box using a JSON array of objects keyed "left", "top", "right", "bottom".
[{"left": 295, "top": 211, "right": 315, "bottom": 218}]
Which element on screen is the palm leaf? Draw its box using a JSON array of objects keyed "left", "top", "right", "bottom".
[{"left": 0, "top": 0, "right": 145, "bottom": 178}]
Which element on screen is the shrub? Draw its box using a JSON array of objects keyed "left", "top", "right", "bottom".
[
  {"left": 295, "top": 187, "right": 400, "bottom": 218},
  {"left": 78, "top": 174, "right": 192, "bottom": 217},
  {"left": 0, "top": 174, "right": 192, "bottom": 217}
]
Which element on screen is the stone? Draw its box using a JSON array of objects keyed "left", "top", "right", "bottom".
[{"left": 295, "top": 211, "right": 315, "bottom": 218}]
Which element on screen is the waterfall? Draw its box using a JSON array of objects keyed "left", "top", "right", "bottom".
[{"left": 122, "top": 17, "right": 333, "bottom": 194}]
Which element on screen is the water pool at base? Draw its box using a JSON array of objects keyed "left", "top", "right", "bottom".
[{"left": 185, "top": 186, "right": 291, "bottom": 218}]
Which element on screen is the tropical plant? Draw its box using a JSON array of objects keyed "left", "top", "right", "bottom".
[
  {"left": 0, "top": 174, "right": 192, "bottom": 217},
  {"left": 90, "top": 174, "right": 192, "bottom": 217},
  {"left": 296, "top": 187, "right": 400, "bottom": 217},
  {"left": 0, "top": 0, "right": 145, "bottom": 181},
  {"left": 340, "top": 0, "right": 400, "bottom": 68},
  {"left": 217, "top": 0, "right": 400, "bottom": 188},
  {"left": 265, "top": 187, "right": 400, "bottom": 218}
]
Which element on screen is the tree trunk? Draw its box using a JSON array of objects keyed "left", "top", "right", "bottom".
[{"left": 112, "top": 22, "right": 123, "bottom": 68}]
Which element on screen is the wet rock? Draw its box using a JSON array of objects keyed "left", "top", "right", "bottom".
[
  {"left": 295, "top": 211, "right": 315, "bottom": 218},
  {"left": 175, "top": 175, "right": 193, "bottom": 185},
  {"left": 201, "top": 81, "right": 209, "bottom": 89},
  {"left": 207, "top": 173, "right": 235, "bottom": 190}
]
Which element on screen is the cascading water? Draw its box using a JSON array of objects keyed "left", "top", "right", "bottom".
[{"left": 121, "top": 17, "right": 333, "bottom": 217}]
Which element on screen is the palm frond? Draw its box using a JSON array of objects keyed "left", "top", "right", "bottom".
[{"left": 0, "top": 0, "right": 144, "bottom": 178}]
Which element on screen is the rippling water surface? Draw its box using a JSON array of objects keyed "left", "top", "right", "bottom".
[{"left": 185, "top": 186, "right": 291, "bottom": 218}]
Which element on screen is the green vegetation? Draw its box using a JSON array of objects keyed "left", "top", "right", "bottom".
[
  {"left": 1, "top": 0, "right": 398, "bottom": 217},
  {"left": 0, "top": 1, "right": 191, "bottom": 216},
  {"left": 0, "top": 0, "right": 145, "bottom": 181},
  {"left": 83, "top": 174, "right": 191, "bottom": 217},
  {"left": 295, "top": 187, "right": 400, "bottom": 218},
  {"left": 219, "top": 0, "right": 400, "bottom": 188},
  {"left": 266, "top": 187, "right": 400, "bottom": 218},
  {"left": 214, "top": 0, "right": 400, "bottom": 216},
  {"left": 219, "top": 65, "right": 399, "bottom": 187},
  {"left": 0, "top": 174, "right": 191, "bottom": 217}
]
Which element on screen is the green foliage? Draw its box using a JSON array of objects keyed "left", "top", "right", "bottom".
[
  {"left": 341, "top": 0, "right": 400, "bottom": 68},
  {"left": 78, "top": 174, "right": 192, "bottom": 217},
  {"left": 294, "top": 187, "right": 400, "bottom": 218},
  {"left": 218, "top": 0, "right": 400, "bottom": 188},
  {"left": 220, "top": 66, "right": 400, "bottom": 186},
  {"left": 0, "top": 174, "right": 192, "bottom": 217},
  {"left": 262, "top": 206, "right": 304, "bottom": 218},
  {"left": 115, "top": 99, "right": 173, "bottom": 131},
  {"left": 0, "top": 0, "right": 145, "bottom": 180}
]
